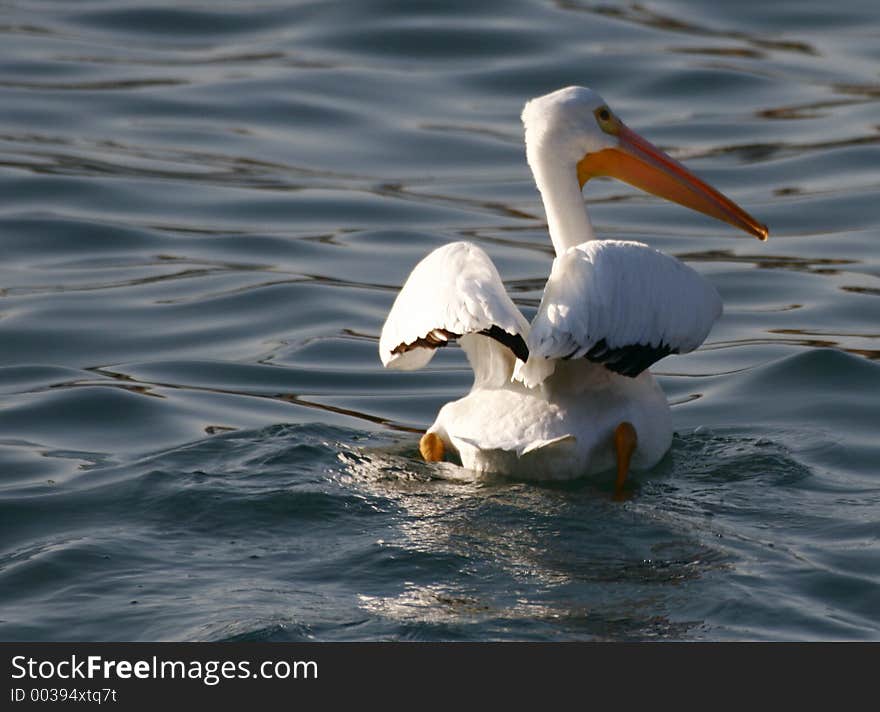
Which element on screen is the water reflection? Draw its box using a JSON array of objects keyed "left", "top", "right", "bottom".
[
  {"left": 679, "top": 132, "right": 880, "bottom": 164},
  {"left": 559, "top": 1, "right": 817, "bottom": 55},
  {"left": 758, "top": 97, "right": 874, "bottom": 121},
  {"left": 671, "top": 46, "right": 766, "bottom": 60},
  {"left": 0, "top": 132, "right": 372, "bottom": 186},
  {"left": 338, "top": 443, "right": 726, "bottom": 638},
  {"left": 0, "top": 78, "right": 187, "bottom": 91},
  {"left": 2, "top": 0, "right": 879, "bottom": 641},
  {"left": 677, "top": 249, "right": 858, "bottom": 275},
  {"left": 841, "top": 286, "right": 880, "bottom": 298},
  {"left": 85, "top": 365, "right": 425, "bottom": 433}
]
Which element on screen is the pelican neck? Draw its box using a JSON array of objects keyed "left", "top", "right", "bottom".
[{"left": 529, "top": 153, "right": 596, "bottom": 257}]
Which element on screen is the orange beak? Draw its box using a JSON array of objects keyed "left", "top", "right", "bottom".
[{"left": 577, "top": 124, "right": 768, "bottom": 240}]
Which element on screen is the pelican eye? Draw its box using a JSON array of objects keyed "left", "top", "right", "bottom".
[{"left": 593, "top": 106, "right": 619, "bottom": 135}]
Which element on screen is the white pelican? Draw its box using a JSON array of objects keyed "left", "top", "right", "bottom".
[{"left": 379, "top": 86, "right": 767, "bottom": 490}]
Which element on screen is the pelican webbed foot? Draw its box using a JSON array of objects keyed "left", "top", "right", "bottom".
[
  {"left": 613, "top": 421, "right": 638, "bottom": 497},
  {"left": 419, "top": 432, "right": 445, "bottom": 462}
]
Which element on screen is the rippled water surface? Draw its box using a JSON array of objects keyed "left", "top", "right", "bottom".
[{"left": 1, "top": 0, "right": 879, "bottom": 641}]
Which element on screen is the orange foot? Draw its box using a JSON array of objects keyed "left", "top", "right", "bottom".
[
  {"left": 419, "top": 432, "right": 445, "bottom": 462},
  {"left": 613, "top": 421, "right": 637, "bottom": 498}
]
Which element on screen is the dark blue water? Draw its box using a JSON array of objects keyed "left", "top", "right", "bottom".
[{"left": 1, "top": 0, "right": 879, "bottom": 641}]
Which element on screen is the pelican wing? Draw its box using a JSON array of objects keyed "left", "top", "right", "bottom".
[
  {"left": 380, "top": 242, "right": 529, "bottom": 373},
  {"left": 527, "top": 240, "right": 722, "bottom": 377}
]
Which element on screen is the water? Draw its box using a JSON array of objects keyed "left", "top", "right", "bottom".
[{"left": 0, "top": 0, "right": 878, "bottom": 641}]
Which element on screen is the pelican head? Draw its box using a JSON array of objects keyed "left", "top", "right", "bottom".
[{"left": 522, "top": 86, "right": 768, "bottom": 240}]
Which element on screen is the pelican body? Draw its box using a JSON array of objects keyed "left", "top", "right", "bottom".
[{"left": 379, "top": 87, "right": 767, "bottom": 485}]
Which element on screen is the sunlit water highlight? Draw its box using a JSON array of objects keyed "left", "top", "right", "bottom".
[{"left": 1, "top": 0, "right": 879, "bottom": 641}]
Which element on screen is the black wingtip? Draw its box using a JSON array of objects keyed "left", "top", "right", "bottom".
[
  {"left": 392, "top": 325, "right": 529, "bottom": 363},
  {"left": 390, "top": 328, "right": 461, "bottom": 355},
  {"left": 578, "top": 338, "right": 675, "bottom": 378},
  {"left": 480, "top": 325, "right": 529, "bottom": 362}
]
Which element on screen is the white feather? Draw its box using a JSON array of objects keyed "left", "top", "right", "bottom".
[
  {"left": 525, "top": 239, "right": 722, "bottom": 370},
  {"left": 379, "top": 242, "right": 528, "bottom": 384}
]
